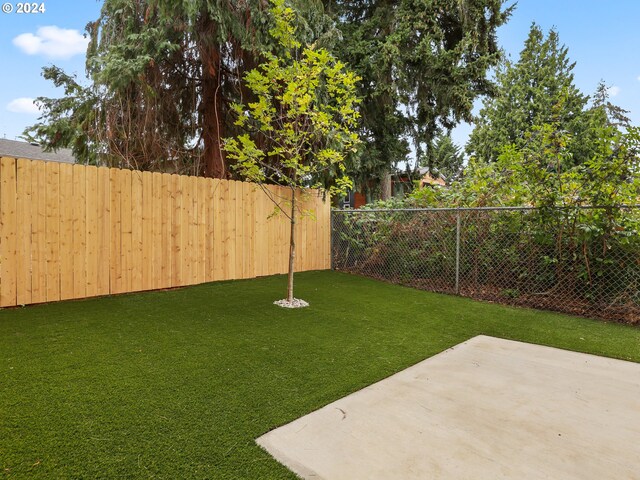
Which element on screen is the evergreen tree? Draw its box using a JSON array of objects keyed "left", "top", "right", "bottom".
[
  {"left": 25, "top": 0, "right": 330, "bottom": 177},
  {"left": 421, "top": 133, "right": 464, "bottom": 182},
  {"left": 467, "top": 24, "right": 589, "bottom": 164},
  {"left": 324, "top": 0, "right": 511, "bottom": 192},
  {"left": 590, "top": 80, "right": 631, "bottom": 129}
]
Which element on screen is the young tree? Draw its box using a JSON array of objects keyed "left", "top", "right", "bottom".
[{"left": 224, "top": 0, "right": 360, "bottom": 306}]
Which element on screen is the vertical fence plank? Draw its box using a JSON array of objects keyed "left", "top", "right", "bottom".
[
  {"left": 16, "top": 159, "right": 32, "bottom": 305},
  {"left": 214, "top": 179, "right": 226, "bottom": 281},
  {"left": 233, "top": 181, "right": 244, "bottom": 279},
  {"left": 141, "top": 171, "right": 153, "bottom": 290},
  {"left": 318, "top": 195, "right": 329, "bottom": 269},
  {"left": 58, "top": 163, "right": 74, "bottom": 300},
  {"left": 225, "top": 181, "right": 236, "bottom": 279},
  {"left": 44, "top": 162, "right": 60, "bottom": 302},
  {"left": 0, "top": 158, "right": 17, "bottom": 306},
  {"left": 31, "top": 161, "right": 47, "bottom": 303},
  {"left": 151, "top": 172, "right": 162, "bottom": 289},
  {"left": 197, "top": 177, "right": 207, "bottom": 284},
  {"left": 205, "top": 178, "right": 216, "bottom": 282},
  {"left": 187, "top": 176, "right": 198, "bottom": 284},
  {"left": 254, "top": 185, "right": 266, "bottom": 277},
  {"left": 131, "top": 171, "right": 143, "bottom": 292},
  {"left": 160, "top": 173, "right": 172, "bottom": 288},
  {"left": 171, "top": 174, "right": 182, "bottom": 287},
  {"left": 110, "top": 168, "right": 122, "bottom": 294},
  {"left": 179, "top": 176, "right": 190, "bottom": 284},
  {"left": 85, "top": 166, "right": 98, "bottom": 298},
  {"left": 72, "top": 165, "right": 87, "bottom": 299},
  {"left": 297, "top": 190, "right": 307, "bottom": 272},
  {"left": 243, "top": 183, "right": 255, "bottom": 278},
  {"left": 96, "top": 167, "right": 110, "bottom": 296},
  {"left": 265, "top": 186, "right": 276, "bottom": 276},
  {"left": 120, "top": 169, "right": 132, "bottom": 293},
  {"left": 280, "top": 186, "right": 290, "bottom": 274}
]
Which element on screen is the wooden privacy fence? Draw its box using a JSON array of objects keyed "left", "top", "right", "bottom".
[{"left": 0, "top": 157, "right": 330, "bottom": 307}]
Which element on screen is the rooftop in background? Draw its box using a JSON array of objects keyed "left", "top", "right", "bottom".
[{"left": 0, "top": 139, "right": 75, "bottom": 164}]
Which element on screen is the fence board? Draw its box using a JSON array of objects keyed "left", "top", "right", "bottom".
[
  {"left": 151, "top": 172, "right": 162, "bottom": 289},
  {"left": 131, "top": 171, "right": 143, "bottom": 292},
  {"left": 120, "top": 169, "right": 132, "bottom": 293},
  {"left": 44, "top": 162, "right": 60, "bottom": 302},
  {"left": 31, "top": 161, "right": 47, "bottom": 303},
  {"left": 110, "top": 169, "right": 122, "bottom": 294},
  {"left": 16, "top": 159, "right": 32, "bottom": 305},
  {"left": 189, "top": 176, "right": 199, "bottom": 284},
  {"left": 160, "top": 173, "right": 172, "bottom": 288},
  {"left": 241, "top": 182, "right": 251, "bottom": 279},
  {"left": 1, "top": 157, "right": 17, "bottom": 306},
  {"left": 85, "top": 166, "right": 98, "bottom": 298},
  {"left": 59, "top": 163, "right": 74, "bottom": 300},
  {"left": 0, "top": 157, "right": 330, "bottom": 307},
  {"left": 96, "top": 167, "right": 110, "bottom": 295},
  {"left": 216, "top": 180, "right": 231, "bottom": 279},
  {"left": 72, "top": 165, "right": 87, "bottom": 299},
  {"left": 171, "top": 174, "right": 183, "bottom": 287},
  {"left": 205, "top": 178, "right": 216, "bottom": 282},
  {"left": 197, "top": 177, "right": 207, "bottom": 284},
  {"left": 141, "top": 171, "right": 153, "bottom": 291}
]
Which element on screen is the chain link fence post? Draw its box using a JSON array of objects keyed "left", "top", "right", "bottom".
[
  {"left": 330, "top": 209, "right": 334, "bottom": 270},
  {"left": 455, "top": 208, "right": 461, "bottom": 295}
]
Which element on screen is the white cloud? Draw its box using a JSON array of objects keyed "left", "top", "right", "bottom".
[
  {"left": 637, "top": 76, "right": 640, "bottom": 81},
  {"left": 13, "top": 26, "right": 88, "bottom": 59},
  {"left": 607, "top": 85, "right": 621, "bottom": 97},
  {"left": 6, "top": 97, "right": 40, "bottom": 115}
]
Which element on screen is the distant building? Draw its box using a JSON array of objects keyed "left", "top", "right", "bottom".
[
  {"left": 0, "top": 139, "right": 75, "bottom": 164},
  {"left": 418, "top": 169, "right": 446, "bottom": 188},
  {"left": 339, "top": 167, "right": 447, "bottom": 209}
]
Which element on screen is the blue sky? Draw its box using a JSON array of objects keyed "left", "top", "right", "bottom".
[{"left": 0, "top": 0, "right": 638, "bottom": 150}]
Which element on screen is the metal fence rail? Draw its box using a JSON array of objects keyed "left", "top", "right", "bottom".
[{"left": 331, "top": 206, "right": 640, "bottom": 324}]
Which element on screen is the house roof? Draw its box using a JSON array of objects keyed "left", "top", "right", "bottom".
[
  {"left": 0, "top": 139, "right": 75, "bottom": 164},
  {"left": 420, "top": 172, "right": 446, "bottom": 187}
]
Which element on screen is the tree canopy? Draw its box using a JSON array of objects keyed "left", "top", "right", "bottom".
[
  {"left": 467, "top": 23, "right": 592, "bottom": 165},
  {"left": 26, "top": 0, "right": 330, "bottom": 177},
  {"left": 324, "top": 0, "right": 512, "bottom": 190}
]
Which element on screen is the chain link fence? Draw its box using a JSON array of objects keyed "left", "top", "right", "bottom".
[{"left": 331, "top": 206, "right": 640, "bottom": 324}]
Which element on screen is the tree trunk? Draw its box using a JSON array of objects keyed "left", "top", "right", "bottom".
[
  {"left": 287, "top": 187, "right": 296, "bottom": 302},
  {"left": 198, "top": 36, "right": 226, "bottom": 178},
  {"left": 381, "top": 171, "right": 392, "bottom": 200}
]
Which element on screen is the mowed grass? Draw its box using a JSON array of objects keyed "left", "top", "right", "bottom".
[{"left": 1, "top": 271, "right": 639, "bottom": 479}]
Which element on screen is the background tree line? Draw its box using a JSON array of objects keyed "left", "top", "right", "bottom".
[{"left": 25, "top": 0, "right": 511, "bottom": 194}]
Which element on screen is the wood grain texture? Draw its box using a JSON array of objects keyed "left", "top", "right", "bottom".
[{"left": 0, "top": 157, "right": 330, "bottom": 307}]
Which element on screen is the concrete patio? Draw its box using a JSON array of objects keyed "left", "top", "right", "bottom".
[{"left": 258, "top": 335, "right": 640, "bottom": 479}]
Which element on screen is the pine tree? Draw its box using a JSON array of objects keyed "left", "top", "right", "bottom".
[
  {"left": 421, "top": 133, "right": 464, "bottom": 182},
  {"left": 324, "top": 0, "right": 511, "bottom": 193},
  {"left": 467, "top": 24, "right": 589, "bottom": 164}
]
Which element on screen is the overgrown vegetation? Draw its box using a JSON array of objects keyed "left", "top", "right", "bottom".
[{"left": 334, "top": 25, "right": 639, "bottom": 323}]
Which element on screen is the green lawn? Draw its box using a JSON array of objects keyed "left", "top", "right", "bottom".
[{"left": 1, "top": 271, "right": 639, "bottom": 479}]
